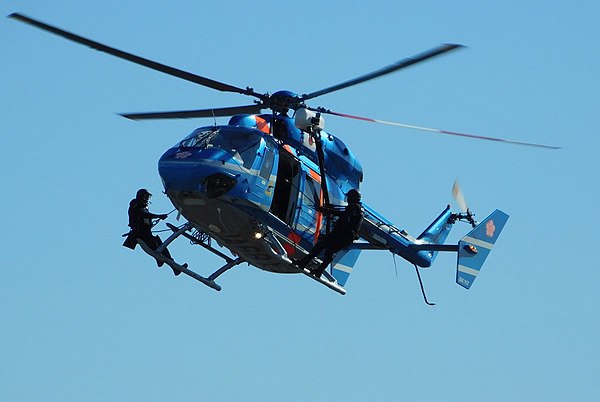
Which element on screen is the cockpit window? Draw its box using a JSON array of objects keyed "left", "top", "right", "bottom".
[
  {"left": 180, "top": 128, "right": 262, "bottom": 169},
  {"left": 179, "top": 128, "right": 215, "bottom": 148}
]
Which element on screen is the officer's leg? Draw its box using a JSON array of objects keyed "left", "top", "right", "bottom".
[
  {"left": 312, "top": 239, "right": 352, "bottom": 278},
  {"left": 154, "top": 235, "right": 181, "bottom": 276},
  {"left": 311, "top": 249, "right": 334, "bottom": 278},
  {"left": 296, "top": 237, "right": 330, "bottom": 268},
  {"left": 155, "top": 235, "right": 172, "bottom": 260}
]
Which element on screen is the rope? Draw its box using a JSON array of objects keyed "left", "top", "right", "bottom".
[{"left": 150, "top": 209, "right": 178, "bottom": 233}]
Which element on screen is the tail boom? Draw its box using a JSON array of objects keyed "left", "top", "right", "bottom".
[
  {"left": 355, "top": 204, "right": 508, "bottom": 290},
  {"left": 357, "top": 205, "right": 455, "bottom": 268}
]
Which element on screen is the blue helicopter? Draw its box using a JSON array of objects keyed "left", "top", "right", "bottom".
[{"left": 10, "top": 13, "right": 557, "bottom": 300}]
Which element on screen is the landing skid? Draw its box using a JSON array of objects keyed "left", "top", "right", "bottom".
[
  {"left": 137, "top": 222, "right": 243, "bottom": 292},
  {"left": 279, "top": 258, "right": 347, "bottom": 295},
  {"left": 269, "top": 231, "right": 346, "bottom": 295},
  {"left": 300, "top": 267, "right": 347, "bottom": 295},
  {"left": 138, "top": 221, "right": 346, "bottom": 295}
]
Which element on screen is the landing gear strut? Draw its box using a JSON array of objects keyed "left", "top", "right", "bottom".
[{"left": 138, "top": 222, "right": 243, "bottom": 291}]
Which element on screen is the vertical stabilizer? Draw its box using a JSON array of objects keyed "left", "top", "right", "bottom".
[{"left": 457, "top": 209, "right": 509, "bottom": 289}]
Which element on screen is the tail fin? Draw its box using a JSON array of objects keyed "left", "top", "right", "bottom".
[
  {"left": 331, "top": 249, "right": 361, "bottom": 286},
  {"left": 457, "top": 209, "right": 509, "bottom": 289}
]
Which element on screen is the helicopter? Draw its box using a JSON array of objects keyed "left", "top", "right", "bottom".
[{"left": 9, "top": 13, "right": 557, "bottom": 301}]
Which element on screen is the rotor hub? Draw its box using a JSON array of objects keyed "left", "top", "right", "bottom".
[{"left": 269, "top": 90, "right": 303, "bottom": 113}]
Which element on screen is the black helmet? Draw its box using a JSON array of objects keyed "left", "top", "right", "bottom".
[
  {"left": 346, "top": 189, "right": 361, "bottom": 203},
  {"left": 136, "top": 188, "right": 152, "bottom": 201}
]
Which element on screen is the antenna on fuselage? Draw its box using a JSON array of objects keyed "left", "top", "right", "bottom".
[{"left": 211, "top": 109, "right": 217, "bottom": 127}]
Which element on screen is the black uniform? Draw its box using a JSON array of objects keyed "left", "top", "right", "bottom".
[
  {"left": 296, "top": 201, "right": 364, "bottom": 278},
  {"left": 123, "top": 196, "right": 176, "bottom": 272}
]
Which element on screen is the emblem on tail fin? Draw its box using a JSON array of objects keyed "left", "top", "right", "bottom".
[{"left": 486, "top": 220, "right": 496, "bottom": 237}]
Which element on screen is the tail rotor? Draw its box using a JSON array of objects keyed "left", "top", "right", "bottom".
[{"left": 451, "top": 180, "right": 476, "bottom": 227}]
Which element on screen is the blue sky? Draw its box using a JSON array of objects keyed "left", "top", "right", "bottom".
[{"left": 1, "top": 1, "right": 599, "bottom": 401}]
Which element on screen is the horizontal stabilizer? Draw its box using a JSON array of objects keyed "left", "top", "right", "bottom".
[{"left": 457, "top": 209, "right": 509, "bottom": 289}]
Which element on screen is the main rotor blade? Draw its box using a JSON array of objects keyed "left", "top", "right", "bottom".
[
  {"left": 314, "top": 108, "right": 561, "bottom": 149},
  {"left": 302, "top": 44, "right": 464, "bottom": 101},
  {"left": 9, "top": 13, "right": 260, "bottom": 98},
  {"left": 120, "top": 104, "right": 264, "bottom": 120}
]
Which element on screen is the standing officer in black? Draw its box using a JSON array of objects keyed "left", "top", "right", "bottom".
[
  {"left": 296, "top": 189, "right": 364, "bottom": 278},
  {"left": 124, "top": 188, "right": 180, "bottom": 275}
]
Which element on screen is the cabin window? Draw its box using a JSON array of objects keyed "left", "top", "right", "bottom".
[
  {"left": 303, "top": 176, "right": 320, "bottom": 209},
  {"left": 259, "top": 149, "right": 274, "bottom": 180}
]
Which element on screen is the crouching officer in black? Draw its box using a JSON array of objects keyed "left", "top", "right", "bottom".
[
  {"left": 123, "top": 188, "right": 181, "bottom": 276},
  {"left": 296, "top": 189, "right": 364, "bottom": 278}
]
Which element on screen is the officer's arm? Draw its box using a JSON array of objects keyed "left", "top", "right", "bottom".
[
  {"left": 317, "top": 205, "right": 344, "bottom": 217},
  {"left": 141, "top": 210, "right": 168, "bottom": 220}
]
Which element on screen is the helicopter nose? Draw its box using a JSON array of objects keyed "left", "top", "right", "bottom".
[
  {"left": 158, "top": 152, "right": 204, "bottom": 192},
  {"left": 158, "top": 151, "right": 238, "bottom": 197},
  {"left": 204, "top": 173, "right": 237, "bottom": 199}
]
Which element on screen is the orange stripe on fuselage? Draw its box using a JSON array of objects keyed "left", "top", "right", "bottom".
[
  {"left": 307, "top": 168, "right": 321, "bottom": 183},
  {"left": 255, "top": 116, "right": 270, "bottom": 134},
  {"left": 307, "top": 168, "right": 323, "bottom": 243},
  {"left": 282, "top": 144, "right": 295, "bottom": 154}
]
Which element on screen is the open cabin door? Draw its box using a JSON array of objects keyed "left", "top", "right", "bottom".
[{"left": 270, "top": 149, "right": 300, "bottom": 226}]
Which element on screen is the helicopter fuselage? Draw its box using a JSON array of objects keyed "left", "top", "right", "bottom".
[{"left": 158, "top": 114, "right": 363, "bottom": 274}]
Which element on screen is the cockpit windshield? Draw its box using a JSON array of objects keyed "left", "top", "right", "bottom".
[{"left": 180, "top": 128, "right": 262, "bottom": 169}]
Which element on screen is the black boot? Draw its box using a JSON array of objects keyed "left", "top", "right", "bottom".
[{"left": 310, "top": 264, "right": 326, "bottom": 278}]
